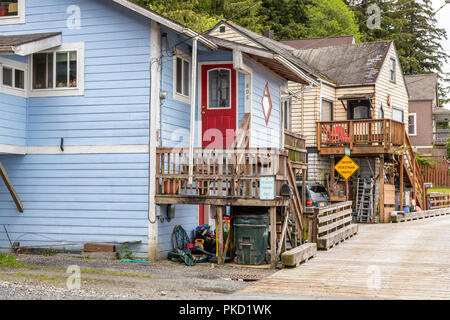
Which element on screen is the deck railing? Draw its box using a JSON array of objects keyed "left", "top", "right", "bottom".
[
  {"left": 433, "top": 129, "right": 450, "bottom": 145},
  {"left": 284, "top": 130, "right": 307, "bottom": 169},
  {"left": 156, "top": 147, "right": 290, "bottom": 199},
  {"left": 317, "top": 119, "right": 406, "bottom": 151}
]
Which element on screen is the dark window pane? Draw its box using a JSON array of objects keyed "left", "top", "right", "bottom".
[
  {"left": 33, "top": 53, "right": 53, "bottom": 89},
  {"left": 1, "top": 0, "right": 18, "bottom": 17},
  {"left": 3, "top": 67, "right": 12, "bottom": 86},
  {"left": 183, "top": 60, "right": 189, "bottom": 96},
  {"left": 14, "top": 69, "right": 24, "bottom": 89},
  {"left": 56, "top": 52, "right": 68, "bottom": 88},
  {"left": 69, "top": 51, "right": 77, "bottom": 87},
  {"left": 208, "top": 69, "right": 230, "bottom": 108},
  {"left": 176, "top": 57, "right": 182, "bottom": 94}
]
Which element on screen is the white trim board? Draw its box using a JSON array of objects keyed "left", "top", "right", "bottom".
[{"left": 0, "top": 144, "right": 150, "bottom": 155}]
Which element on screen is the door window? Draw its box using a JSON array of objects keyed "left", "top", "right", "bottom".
[{"left": 208, "top": 69, "right": 231, "bottom": 109}]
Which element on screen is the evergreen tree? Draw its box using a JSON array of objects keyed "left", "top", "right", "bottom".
[{"left": 349, "top": 0, "right": 449, "bottom": 107}]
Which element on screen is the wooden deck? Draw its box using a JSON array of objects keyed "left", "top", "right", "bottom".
[
  {"left": 238, "top": 215, "right": 450, "bottom": 299},
  {"left": 317, "top": 119, "right": 405, "bottom": 156}
]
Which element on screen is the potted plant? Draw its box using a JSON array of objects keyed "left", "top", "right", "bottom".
[{"left": 163, "top": 178, "right": 180, "bottom": 195}]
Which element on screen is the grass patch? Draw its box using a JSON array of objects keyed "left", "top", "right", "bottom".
[
  {"left": 0, "top": 253, "right": 25, "bottom": 268},
  {"left": 80, "top": 268, "right": 157, "bottom": 279},
  {"left": 428, "top": 188, "right": 450, "bottom": 194}
]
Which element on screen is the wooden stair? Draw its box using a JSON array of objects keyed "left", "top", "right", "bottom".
[{"left": 401, "top": 131, "right": 425, "bottom": 210}]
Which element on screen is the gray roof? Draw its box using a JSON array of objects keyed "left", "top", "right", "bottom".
[
  {"left": 210, "top": 20, "right": 320, "bottom": 81},
  {"left": 405, "top": 74, "right": 438, "bottom": 101},
  {"left": 292, "top": 41, "right": 392, "bottom": 85},
  {"left": 279, "top": 35, "right": 355, "bottom": 50},
  {"left": 0, "top": 33, "right": 61, "bottom": 47}
]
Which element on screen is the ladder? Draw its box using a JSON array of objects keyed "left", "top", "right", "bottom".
[{"left": 356, "top": 177, "right": 374, "bottom": 223}]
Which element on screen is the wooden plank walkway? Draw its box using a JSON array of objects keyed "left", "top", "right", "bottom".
[{"left": 238, "top": 215, "right": 450, "bottom": 299}]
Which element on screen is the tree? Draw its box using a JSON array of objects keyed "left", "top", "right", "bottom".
[
  {"left": 305, "top": 0, "right": 361, "bottom": 40},
  {"left": 349, "top": 0, "right": 449, "bottom": 107}
]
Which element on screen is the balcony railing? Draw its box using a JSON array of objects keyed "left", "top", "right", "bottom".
[
  {"left": 433, "top": 129, "right": 450, "bottom": 145},
  {"left": 155, "top": 147, "right": 294, "bottom": 203},
  {"left": 317, "top": 119, "right": 406, "bottom": 155}
]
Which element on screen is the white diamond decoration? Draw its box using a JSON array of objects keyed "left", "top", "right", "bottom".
[{"left": 261, "top": 83, "right": 272, "bottom": 125}]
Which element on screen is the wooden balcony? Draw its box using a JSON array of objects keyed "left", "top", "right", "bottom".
[
  {"left": 317, "top": 119, "right": 406, "bottom": 156},
  {"left": 155, "top": 147, "right": 295, "bottom": 207}
]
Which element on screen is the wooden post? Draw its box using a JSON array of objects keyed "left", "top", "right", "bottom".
[
  {"left": 330, "top": 156, "right": 335, "bottom": 197},
  {"left": 400, "top": 155, "right": 404, "bottom": 211},
  {"left": 379, "top": 155, "right": 385, "bottom": 223},
  {"left": 217, "top": 206, "right": 224, "bottom": 264},
  {"left": 413, "top": 158, "right": 417, "bottom": 206},
  {"left": 270, "top": 206, "right": 277, "bottom": 268},
  {"left": 302, "top": 168, "right": 306, "bottom": 211},
  {"left": 345, "top": 180, "right": 349, "bottom": 201}
]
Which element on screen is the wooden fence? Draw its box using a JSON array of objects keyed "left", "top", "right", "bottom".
[
  {"left": 427, "top": 193, "right": 450, "bottom": 209},
  {"left": 305, "top": 201, "right": 358, "bottom": 250},
  {"left": 419, "top": 162, "right": 450, "bottom": 188}
]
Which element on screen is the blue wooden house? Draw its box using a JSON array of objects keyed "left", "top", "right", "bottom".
[{"left": 0, "top": 0, "right": 313, "bottom": 263}]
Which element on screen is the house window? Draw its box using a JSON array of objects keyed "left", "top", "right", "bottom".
[
  {"left": 173, "top": 55, "right": 190, "bottom": 103},
  {"left": 379, "top": 104, "right": 385, "bottom": 119},
  {"left": 390, "top": 57, "right": 396, "bottom": 83},
  {"left": 0, "top": 0, "right": 25, "bottom": 25},
  {"left": 2, "top": 65, "right": 24, "bottom": 90},
  {"left": 30, "top": 43, "right": 84, "bottom": 97},
  {"left": 282, "top": 98, "right": 292, "bottom": 130},
  {"left": 33, "top": 51, "right": 77, "bottom": 89},
  {"left": 321, "top": 99, "right": 333, "bottom": 121},
  {"left": 392, "top": 108, "right": 404, "bottom": 123},
  {"left": 408, "top": 113, "right": 417, "bottom": 136}
]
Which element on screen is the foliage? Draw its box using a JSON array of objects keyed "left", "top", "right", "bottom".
[
  {"left": 0, "top": 253, "right": 24, "bottom": 268},
  {"left": 116, "top": 243, "right": 135, "bottom": 260},
  {"left": 348, "top": 0, "right": 449, "bottom": 107},
  {"left": 446, "top": 137, "right": 450, "bottom": 159},
  {"left": 415, "top": 152, "right": 434, "bottom": 166}
]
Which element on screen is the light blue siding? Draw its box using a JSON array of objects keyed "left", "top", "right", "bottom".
[
  {"left": 0, "top": 153, "right": 149, "bottom": 256},
  {"left": 0, "top": 93, "right": 27, "bottom": 146},
  {"left": 0, "top": 0, "right": 152, "bottom": 147},
  {"left": 251, "top": 66, "right": 284, "bottom": 148}
]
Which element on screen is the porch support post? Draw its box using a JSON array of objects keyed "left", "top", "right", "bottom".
[
  {"left": 188, "top": 37, "right": 198, "bottom": 185},
  {"left": 302, "top": 168, "right": 306, "bottom": 211},
  {"left": 270, "top": 206, "right": 277, "bottom": 268},
  {"left": 148, "top": 20, "right": 161, "bottom": 261},
  {"left": 400, "top": 155, "right": 404, "bottom": 211},
  {"left": 217, "top": 206, "right": 224, "bottom": 265},
  {"left": 330, "top": 155, "right": 335, "bottom": 197},
  {"left": 379, "top": 155, "right": 385, "bottom": 223}
]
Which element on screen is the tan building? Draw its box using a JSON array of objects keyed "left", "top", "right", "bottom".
[
  {"left": 405, "top": 73, "right": 450, "bottom": 158},
  {"left": 208, "top": 22, "right": 426, "bottom": 221}
]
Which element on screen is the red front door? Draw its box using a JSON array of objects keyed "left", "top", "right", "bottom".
[{"left": 201, "top": 64, "right": 237, "bottom": 148}]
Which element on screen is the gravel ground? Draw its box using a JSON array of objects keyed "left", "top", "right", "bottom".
[{"left": 0, "top": 253, "right": 277, "bottom": 300}]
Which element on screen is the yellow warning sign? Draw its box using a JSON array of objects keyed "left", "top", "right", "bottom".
[{"left": 335, "top": 155, "right": 359, "bottom": 180}]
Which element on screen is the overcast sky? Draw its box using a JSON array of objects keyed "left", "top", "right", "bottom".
[{"left": 433, "top": 0, "right": 450, "bottom": 74}]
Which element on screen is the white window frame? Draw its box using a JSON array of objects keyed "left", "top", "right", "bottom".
[
  {"left": 0, "top": 57, "right": 27, "bottom": 97},
  {"left": 173, "top": 50, "right": 191, "bottom": 104},
  {"left": 29, "top": 42, "right": 85, "bottom": 97},
  {"left": 390, "top": 57, "right": 396, "bottom": 83},
  {"left": 408, "top": 113, "right": 417, "bottom": 136},
  {"left": 281, "top": 97, "right": 292, "bottom": 131},
  {"left": 0, "top": 0, "right": 25, "bottom": 25}
]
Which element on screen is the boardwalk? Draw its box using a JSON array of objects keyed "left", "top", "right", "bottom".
[{"left": 236, "top": 215, "right": 450, "bottom": 300}]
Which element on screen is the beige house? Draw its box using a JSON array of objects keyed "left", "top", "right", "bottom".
[{"left": 208, "top": 21, "right": 425, "bottom": 221}]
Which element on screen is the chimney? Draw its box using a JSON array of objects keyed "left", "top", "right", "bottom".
[{"left": 262, "top": 29, "right": 274, "bottom": 40}]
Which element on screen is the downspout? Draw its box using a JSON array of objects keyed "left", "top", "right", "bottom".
[{"left": 188, "top": 38, "right": 198, "bottom": 185}]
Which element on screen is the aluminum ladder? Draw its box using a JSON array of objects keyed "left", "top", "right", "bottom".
[{"left": 356, "top": 177, "right": 374, "bottom": 223}]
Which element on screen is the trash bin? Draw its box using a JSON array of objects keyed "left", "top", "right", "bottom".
[{"left": 234, "top": 214, "right": 270, "bottom": 265}]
